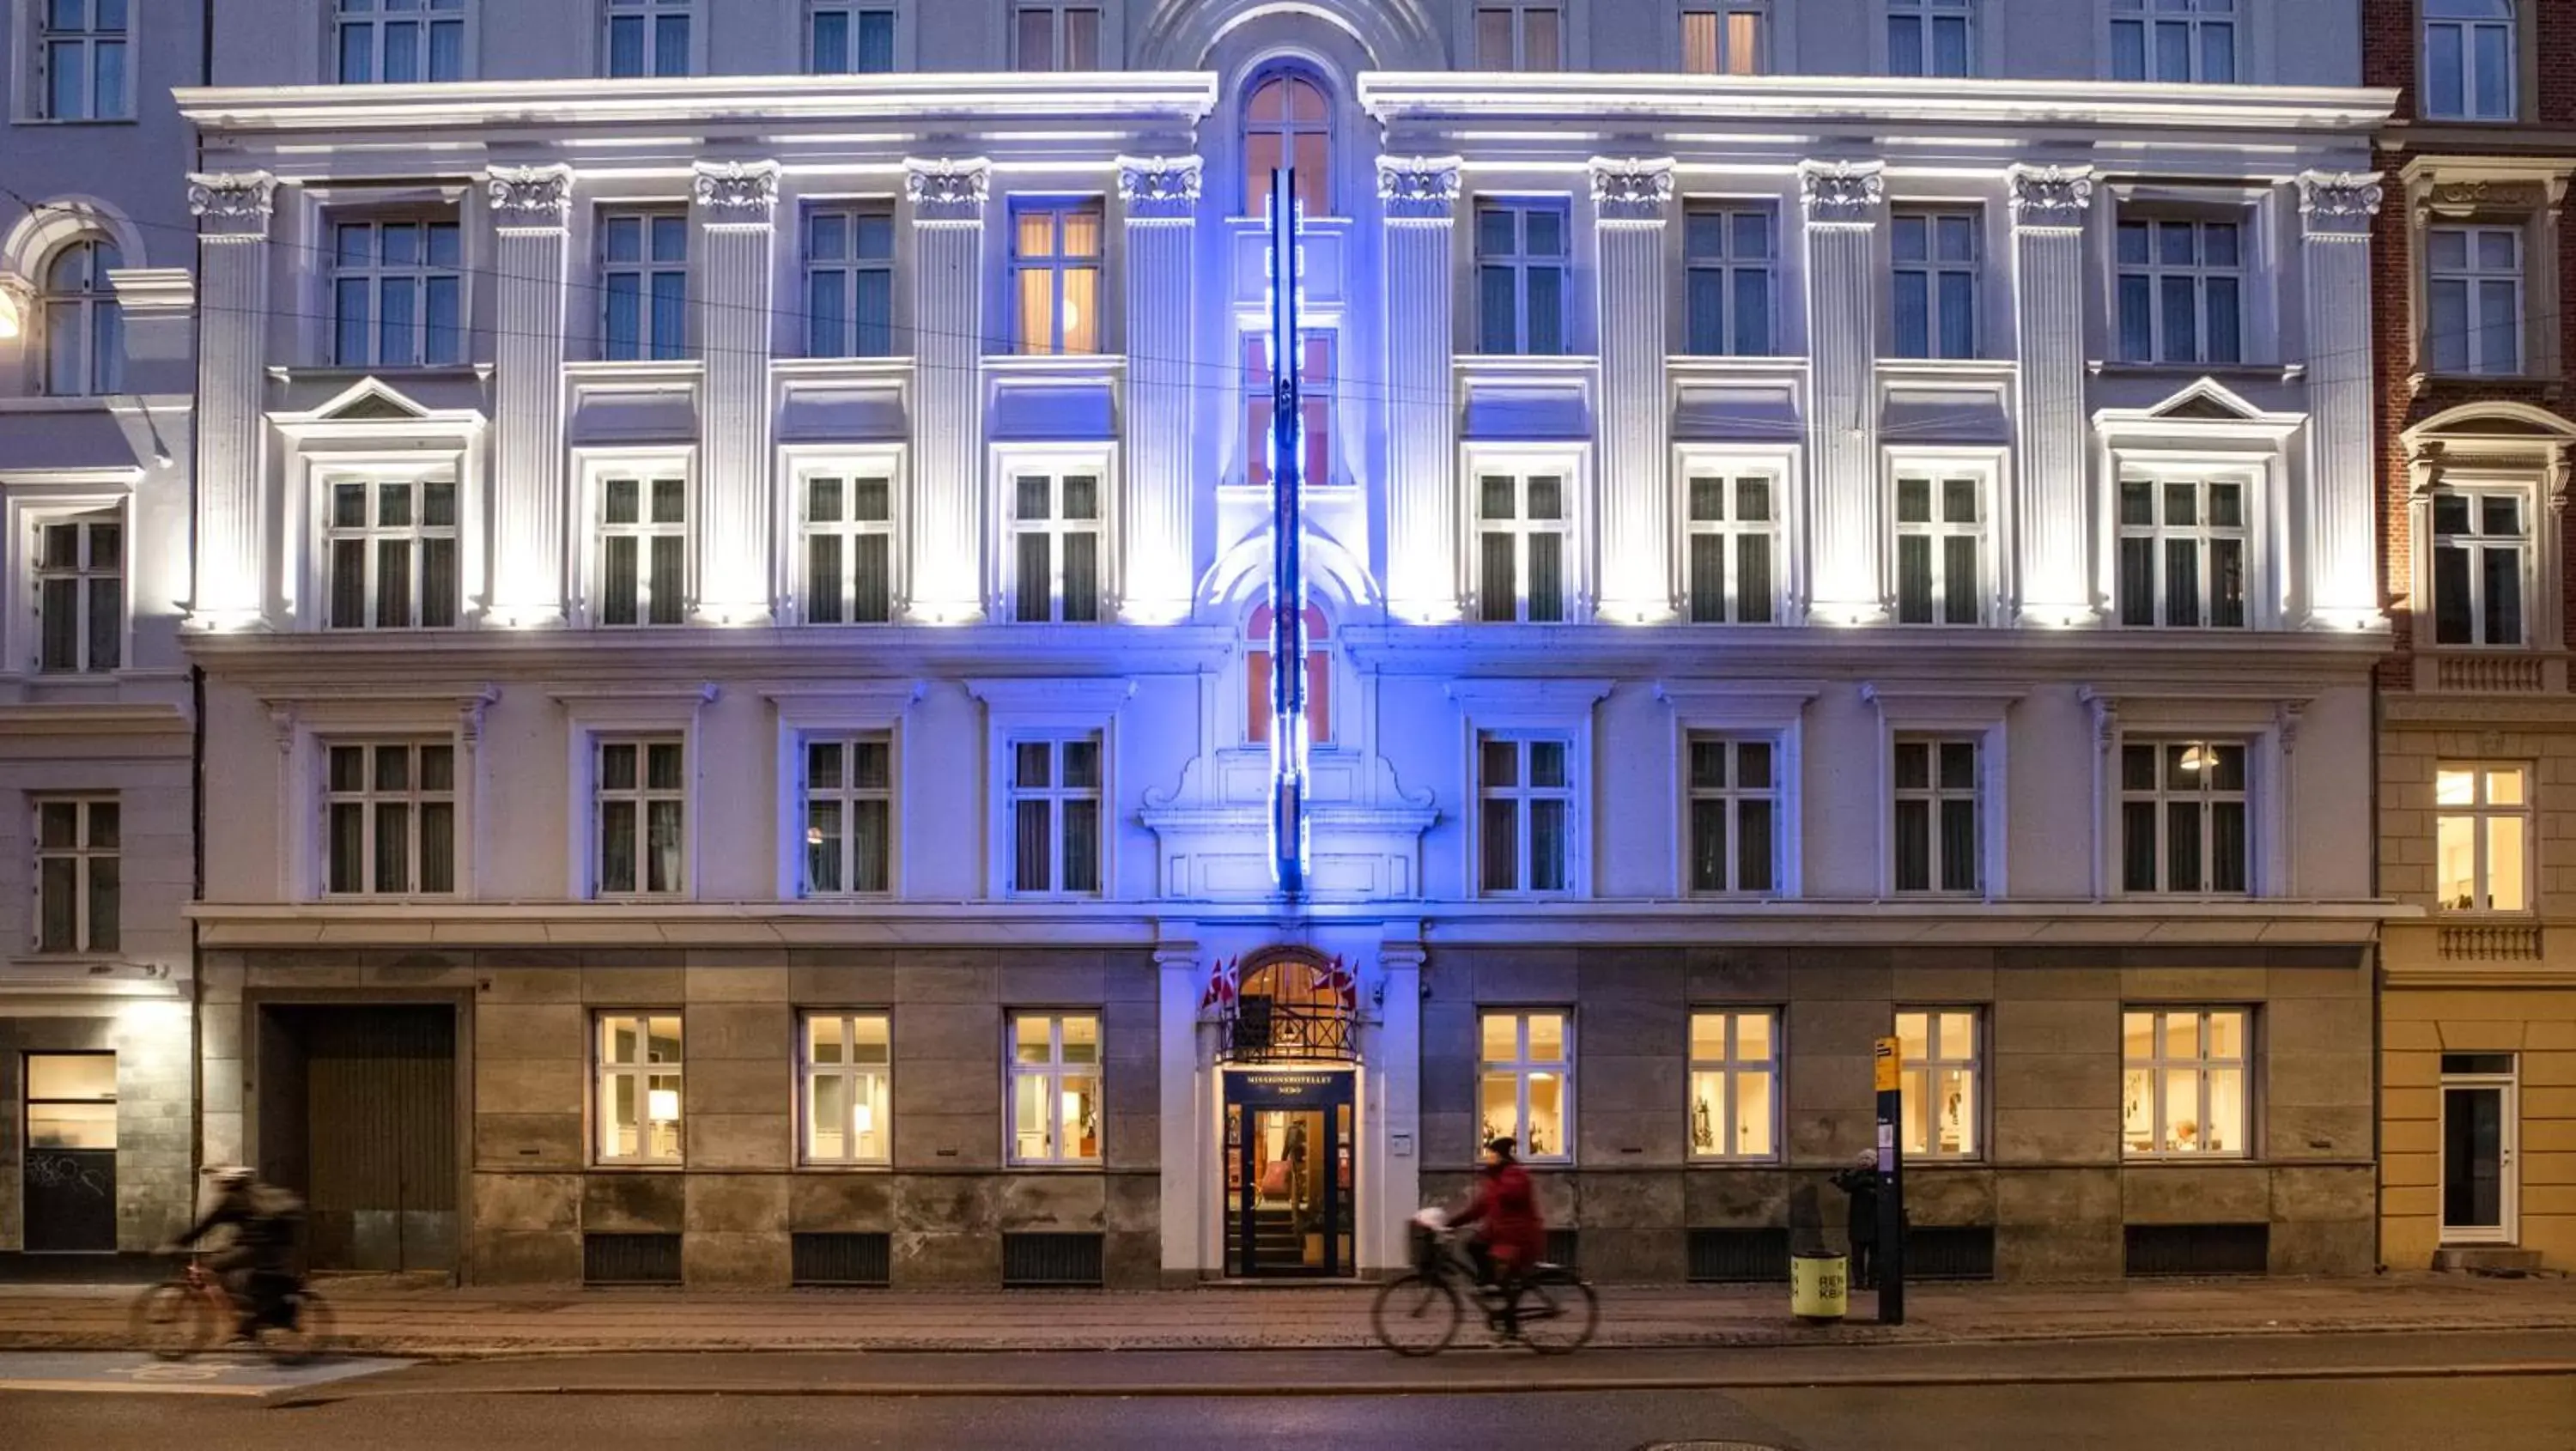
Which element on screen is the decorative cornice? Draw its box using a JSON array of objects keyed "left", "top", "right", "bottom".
[
  {"left": 1116, "top": 155, "right": 1203, "bottom": 221},
  {"left": 2298, "top": 170, "right": 2384, "bottom": 240},
  {"left": 1796, "top": 160, "right": 1885, "bottom": 228},
  {"left": 692, "top": 160, "right": 781, "bottom": 227},
  {"left": 2006, "top": 163, "right": 2096, "bottom": 231},
  {"left": 905, "top": 157, "right": 992, "bottom": 224},
  {"left": 107, "top": 268, "right": 196, "bottom": 316},
  {"left": 187, "top": 172, "right": 276, "bottom": 238},
  {"left": 1376, "top": 155, "right": 1463, "bottom": 222},
  {"left": 1589, "top": 156, "right": 1676, "bottom": 225},
  {"left": 486, "top": 163, "right": 574, "bottom": 230}
]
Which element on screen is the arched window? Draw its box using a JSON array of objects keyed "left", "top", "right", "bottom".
[
  {"left": 1245, "top": 602, "right": 1334, "bottom": 748},
  {"left": 42, "top": 238, "right": 123, "bottom": 398},
  {"left": 1243, "top": 70, "right": 1330, "bottom": 217}
]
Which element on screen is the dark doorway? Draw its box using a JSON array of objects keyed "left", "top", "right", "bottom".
[
  {"left": 1224, "top": 1071, "right": 1354, "bottom": 1278},
  {"left": 258, "top": 1005, "right": 458, "bottom": 1272},
  {"left": 22, "top": 1053, "right": 117, "bottom": 1254}
]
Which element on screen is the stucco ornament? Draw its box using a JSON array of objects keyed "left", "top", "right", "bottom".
[
  {"left": 1797, "top": 160, "right": 1886, "bottom": 226},
  {"left": 2006, "top": 163, "right": 2096, "bottom": 231},
  {"left": 1590, "top": 158, "right": 1677, "bottom": 224},
  {"left": 486, "top": 165, "right": 574, "bottom": 229},
  {"left": 1377, "top": 156, "right": 1463, "bottom": 222},
  {"left": 693, "top": 161, "right": 781, "bottom": 225},
  {"left": 905, "top": 158, "right": 993, "bottom": 222}
]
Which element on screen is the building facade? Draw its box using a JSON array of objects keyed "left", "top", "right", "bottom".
[
  {"left": 165, "top": 0, "right": 2395, "bottom": 1289},
  {"left": 2366, "top": 0, "right": 2576, "bottom": 1273},
  {"left": 0, "top": 2, "right": 202, "bottom": 1272}
]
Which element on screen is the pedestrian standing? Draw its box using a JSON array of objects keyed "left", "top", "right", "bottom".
[{"left": 1830, "top": 1150, "right": 1880, "bottom": 1290}]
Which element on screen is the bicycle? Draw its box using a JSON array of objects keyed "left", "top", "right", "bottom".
[
  {"left": 129, "top": 1252, "right": 335, "bottom": 1366},
  {"left": 1370, "top": 1215, "right": 1599, "bottom": 1357}
]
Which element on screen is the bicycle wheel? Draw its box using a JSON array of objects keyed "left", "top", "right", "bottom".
[
  {"left": 260, "top": 1287, "right": 334, "bottom": 1367},
  {"left": 130, "top": 1280, "right": 218, "bottom": 1361},
  {"left": 1370, "top": 1272, "right": 1463, "bottom": 1357},
  {"left": 1513, "top": 1267, "right": 1599, "bottom": 1355}
]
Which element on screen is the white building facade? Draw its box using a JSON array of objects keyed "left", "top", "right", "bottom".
[{"left": 172, "top": 0, "right": 2395, "bottom": 1286}]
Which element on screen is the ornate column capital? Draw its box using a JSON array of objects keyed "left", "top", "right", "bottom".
[
  {"left": 1797, "top": 160, "right": 1886, "bottom": 228},
  {"left": 905, "top": 157, "right": 993, "bottom": 225},
  {"left": 1589, "top": 156, "right": 1677, "bottom": 225},
  {"left": 1117, "top": 155, "right": 1203, "bottom": 222},
  {"left": 187, "top": 172, "right": 277, "bottom": 239},
  {"left": 486, "top": 164, "right": 574, "bottom": 231},
  {"left": 2006, "top": 163, "right": 2096, "bottom": 231},
  {"left": 1376, "top": 155, "right": 1463, "bottom": 223},
  {"left": 2298, "top": 170, "right": 2385, "bottom": 240},
  {"left": 693, "top": 160, "right": 781, "bottom": 228}
]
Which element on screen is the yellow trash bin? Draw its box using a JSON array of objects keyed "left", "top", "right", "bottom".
[{"left": 1791, "top": 1248, "right": 1848, "bottom": 1323}]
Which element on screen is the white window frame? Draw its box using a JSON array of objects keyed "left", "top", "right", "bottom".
[
  {"left": 1472, "top": 1, "right": 1566, "bottom": 70},
  {"left": 802, "top": 203, "right": 897, "bottom": 359},
  {"left": 2434, "top": 762, "right": 2531, "bottom": 914},
  {"left": 800, "top": 1011, "right": 892, "bottom": 1166},
  {"left": 2117, "top": 737, "right": 2253, "bottom": 896},
  {"left": 1680, "top": 1, "right": 1766, "bottom": 76},
  {"left": 1686, "top": 732, "right": 1783, "bottom": 897},
  {"left": 1687, "top": 1008, "right": 1779, "bottom": 1162},
  {"left": 2114, "top": 472, "right": 2251, "bottom": 630},
  {"left": 766, "top": 680, "right": 917, "bottom": 900},
  {"left": 27, "top": 502, "right": 123, "bottom": 675},
  {"left": 33, "top": 0, "right": 130, "bottom": 122},
  {"left": 1003, "top": 732, "right": 1105, "bottom": 898},
  {"left": 1680, "top": 471, "right": 1781, "bottom": 624},
  {"left": 1885, "top": 0, "right": 1971, "bottom": 77},
  {"left": 266, "top": 692, "right": 487, "bottom": 902},
  {"left": 602, "top": 0, "right": 696, "bottom": 77},
  {"left": 1008, "top": 200, "right": 1104, "bottom": 356},
  {"left": 1452, "top": 678, "right": 1607, "bottom": 901},
  {"left": 597, "top": 207, "right": 689, "bottom": 362},
  {"left": 805, "top": 1, "right": 903, "bottom": 74},
  {"left": 591, "top": 734, "right": 689, "bottom": 899},
  {"left": 2108, "top": 0, "right": 2236, "bottom": 83},
  {"left": 1660, "top": 680, "right": 1813, "bottom": 899},
  {"left": 1005, "top": 464, "right": 1109, "bottom": 624},
  {"left": 1477, "top": 732, "right": 1578, "bottom": 897},
  {"left": 2121, "top": 1006, "right": 2251, "bottom": 1160},
  {"left": 1009, "top": 0, "right": 1106, "bottom": 71},
  {"left": 335, "top": 0, "right": 471, "bottom": 83},
  {"left": 1682, "top": 203, "right": 1777, "bottom": 357},
  {"left": 799, "top": 732, "right": 896, "bottom": 898},
  {"left": 556, "top": 680, "right": 708, "bottom": 900},
  {"left": 323, "top": 738, "right": 459, "bottom": 897},
  {"left": 2422, "top": 0, "right": 2517, "bottom": 123},
  {"left": 593, "top": 1011, "right": 684, "bottom": 1166},
  {"left": 969, "top": 677, "right": 1129, "bottom": 901},
  {"left": 322, "top": 475, "right": 462, "bottom": 631},
  {"left": 37, "top": 236, "right": 124, "bottom": 397},
  {"left": 2085, "top": 689, "right": 2294, "bottom": 901},
  {"left": 585, "top": 459, "right": 692, "bottom": 628},
  {"left": 1891, "top": 733, "right": 1983, "bottom": 896},
  {"left": 2427, "top": 224, "right": 2525, "bottom": 377},
  {"left": 1895, "top": 1008, "right": 1981, "bottom": 1160},
  {"left": 1479, "top": 1008, "right": 1573, "bottom": 1163},
  {"left": 1474, "top": 200, "right": 1571, "bottom": 356},
  {"left": 2115, "top": 214, "right": 2245, "bottom": 366},
  {"left": 1006, "top": 1011, "right": 1103, "bottom": 1166},
  {"left": 793, "top": 453, "right": 902, "bottom": 626},
  {"left": 1472, "top": 464, "right": 1577, "bottom": 624},
  {"left": 329, "top": 216, "right": 465, "bottom": 369},
  {"left": 1866, "top": 683, "right": 2014, "bottom": 901},
  {"left": 1889, "top": 466, "right": 1989, "bottom": 626},
  {"left": 32, "top": 795, "right": 117, "bottom": 956},
  {"left": 1890, "top": 207, "right": 1979, "bottom": 360}
]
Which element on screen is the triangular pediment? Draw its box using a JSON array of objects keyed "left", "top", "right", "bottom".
[
  {"left": 2147, "top": 378, "right": 2263, "bottom": 422},
  {"left": 318, "top": 378, "right": 430, "bottom": 421},
  {"left": 2405, "top": 400, "right": 2576, "bottom": 446}
]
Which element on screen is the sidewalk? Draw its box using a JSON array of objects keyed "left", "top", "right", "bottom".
[{"left": 0, "top": 1273, "right": 2569, "bottom": 1357}]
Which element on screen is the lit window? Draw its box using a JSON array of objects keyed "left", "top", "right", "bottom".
[
  {"left": 1681, "top": 3, "right": 1765, "bottom": 76},
  {"left": 1012, "top": 3, "right": 1100, "bottom": 71},
  {"left": 1686, "top": 736, "right": 1777, "bottom": 895},
  {"left": 40, "top": 238, "right": 123, "bottom": 398},
  {"left": 801, "top": 735, "right": 893, "bottom": 895},
  {"left": 337, "top": 0, "right": 467, "bottom": 82},
  {"left": 2120, "top": 741, "right": 2249, "bottom": 895},
  {"left": 1684, "top": 206, "right": 1775, "bottom": 356},
  {"left": 2427, "top": 226, "right": 2524, "bottom": 376},
  {"left": 604, "top": 0, "right": 691, "bottom": 77},
  {"left": 803, "top": 1012, "right": 891, "bottom": 1163},
  {"left": 594, "top": 738, "right": 685, "bottom": 896},
  {"left": 326, "top": 480, "right": 459, "bottom": 630},
  {"left": 597, "top": 476, "right": 688, "bottom": 627},
  {"left": 1011, "top": 471, "right": 1104, "bottom": 624},
  {"left": 1684, "top": 475, "right": 1777, "bottom": 623},
  {"left": 2117, "top": 478, "right": 2248, "bottom": 629},
  {"left": 1893, "top": 736, "right": 1978, "bottom": 895},
  {"left": 2117, "top": 216, "right": 2242, "bottom": 365},
  {"left": 1893, "top": 475, "right": 1983, "bottom": 625},
  {"left": 2436, "top": 764, "right": 2529, "bottom": 913},
  {"left": 596, "top": 1012, "right": 683, "bottom": 1163},
  {"left": 33, "top": 798, "right": 118, "bottom": 955},
  {"left": 24, "top": 1053, "right": 116, "bottom": 1154},
  {"left": 804, "top": 206, "right": 896, "bottom": 358},
  {"left": 1887, "top": 0, "right": 1971, "bottom": 77},
  {"left": 809, "top": 3, "right": 896, "bottom": 73},
  {"left": 1476, "top": 203, "right": 1567, "bottom": 355},
  {"left": 1896, "top": 1010, "right": 1978, "bottom": 1158},
  {"left": 33, "top": 508, "right": 122, "bottom": 674},
  {"left": 2109, "top": 0, "right": 2234, "bottom": 82},
  {"left": 1242, "top": 332, "right": 1334, "bottom": 491},
  {"left": 1476, "top": 3, "right": 1562, "bottom": 70},
  {"left": 1479, "top": 1010, "right": 1572, "bottom": 1162},
  {"left": 1892, "top": 209, "right": 1978, "bottom": 360},
  {"left": 1476, "top": 471, "right": 1570, "bottom": 624},
  {"left": 1478, "top": 734, "right": 1575, "bottom": 895},
  {"left": 2121, "top": 1008, "right": 2249, "bottom": 1157},
  {"left": 1008, "top": 735, "right": 1103, "bottom": 896},
  {"left": 325, "top": 742, "right": 457, "bottom": 895},
  {"left": 2431, "top": 489, "right": 2526, "bottom": 647},
  {"left": 1244, "top": 603, "right": 1334, "bottom": 748},
  {"left": 1687, "top": 1010, "right": 1776, "bottom": 1159},
  {"left": 801, "top": 475, "right": 894, "bottom": 625},
  {"left": 1012, "top": 203, "right": 1103, "bottom": 355},
  {"left": 1243, "top": 70, "right": 1330, "bottom": 216},
  {"left": 600, "top": 209, "right": 687, "bottom": 361},
  {"left": 2424, "top": 0, "right": 2514, "bottom": 122},
  {"left": 38, "top": 0, "right": 127, "bottom": 120},
  {"left": 1008, "top": 1011, "right": 1101, "bottom": 1164},
  {"left": 331, "top": 219, "right": 464, "bottom": 368}
]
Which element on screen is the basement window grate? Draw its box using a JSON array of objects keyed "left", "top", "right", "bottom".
[
  {"left": 2124, "top": 1223, "right": 2269, "bottom": 1278},
  {"left": 1904, "top": 1226, "right": 1996, "bottom": 1281},
  {"left": 792, "top": 1232, "right": 892, "bottom": 1287},
  {"left": 1002, "top": 1232, "right": 1103, "bottom": 1287},
  {"left": 1544, "top": 1229, "right": 1579, "bottom": 1269},
  {"left": 1687, "top": 1227, "right": 1790, "bottom": 1284},
  {"left": 583, "top": 1232, "right": 682, "bottom": 1285}
]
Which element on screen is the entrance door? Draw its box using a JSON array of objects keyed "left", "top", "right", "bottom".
[
  {"left": 21, "top": 1053, "right": 117, "bottom": 1254},
  {"left": 1224, "top": 1072, "right": 1354, "bottom": 1277},
  {"left": 2441, "top": 1053, "right": 2518, "bottom": 1245},
  {"left": 259, "top": 1005, "right": 459, "bottom": 1272}
]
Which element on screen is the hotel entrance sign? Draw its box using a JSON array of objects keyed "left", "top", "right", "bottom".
[{"left": 1266, "top": 169, "right": 1311, "bottom": 898}]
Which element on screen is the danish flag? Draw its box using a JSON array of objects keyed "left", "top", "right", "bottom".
[
  {"left": 1200, "top": 956, "right": 1240, "bottom": 1013},
  {"left": 1319, "top": 955, "right": 1358, "bottom": 1016}
]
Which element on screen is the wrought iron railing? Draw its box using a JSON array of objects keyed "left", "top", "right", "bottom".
[{"left": 1220, "top": 994, "right": 1358, "bottom": 1064}]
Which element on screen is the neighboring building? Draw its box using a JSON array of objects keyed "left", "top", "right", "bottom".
[
  {"left": 175, "top": 0, "right": 2392, "bottom": 1289},
  {"left": 0, "top": 3, "right": 203, "bottom": 1272},
  {"left": 2367, "top": 0, "right": 2576, "bottom": 1273}
]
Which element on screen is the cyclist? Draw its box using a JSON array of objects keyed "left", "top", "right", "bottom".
[
  {"left": 1449, "top": 1136, "right": 1546, "bottom": 1339},
  {"left": 169, "top": 1167, "right": 304, "bottom": 1340}
]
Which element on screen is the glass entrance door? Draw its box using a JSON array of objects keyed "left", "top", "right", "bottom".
[
  {"left": 1224, "top": 1072, "right": 1354, "bottom": 1277},
  {"left": 2441, "top": 1053, "right": 2518, "bottom": 1245}
]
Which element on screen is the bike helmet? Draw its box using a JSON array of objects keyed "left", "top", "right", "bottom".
[{"left": 207, "top": 1165, "right": 255, "bottom": 1189}]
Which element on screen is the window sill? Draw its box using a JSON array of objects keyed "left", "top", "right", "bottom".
[
  {"left": 1005, "top": 1162, "right": 1105, "bottom": 1173},
  {"left": 2091, "top": 360, "right": 2295, "bottom": 383},
  {"left": 11, "top": 116, "right": 137, "bottom": 128},
  {"left": 794, "top": 1163, "right": 894, "bottom": 1174},
  {"left": 587, "top": 1163, "right": 686, "bottom": 1172},
  {"left": 1686, "top": 1157, "right": 1785, "bottom": 1168},
  {"left": 2410, "top": 369, "right": 2560, "bottom": 395},
  {"left": 2119, "top": 1154, "right": 2254, "bottom": 1165}
]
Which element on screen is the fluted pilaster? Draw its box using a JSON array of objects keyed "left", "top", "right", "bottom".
[
  {"left": 1592, "top": 157, "right": 1677, "bottom": 623},
  {"left": 486, "top": 164, "right": 574, "bottom": 626},
  {"left": 2007, "top": 163, "right": 2096, "bottom": 624},
  {"left": 1379, "top": 155, "right": 1462, "bottom": 624},
  {"left": 1799, "top": 160, "right": 1886, "bottom": 622},
  {"left": 187, "top": 171, "right": 276, "bottom": 629},
  {"left": 692, "top": 161, "right": 781, "bottom": 624},
  {"left": 2298, "top": 170, "right": 2385, "bottom": 630},
  {"left": 1118, "top": 155, "right": 1201, "bottom": 624},
  {"left": 905, "top": 158, "right": 991, "bottom": 623}
]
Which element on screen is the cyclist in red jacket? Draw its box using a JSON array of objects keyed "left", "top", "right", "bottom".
[{"left": 1451, "top": 1136, "right": 1547, "bottom": 1339}]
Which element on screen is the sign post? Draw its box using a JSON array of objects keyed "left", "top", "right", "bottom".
[{"left": 1872, "top": 1035, "right": 1905, "bottom": 1326}]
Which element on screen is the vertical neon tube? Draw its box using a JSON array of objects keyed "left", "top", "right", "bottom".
[{"left": 1267, "top": 171, "right": 1310, "bottom": 898}]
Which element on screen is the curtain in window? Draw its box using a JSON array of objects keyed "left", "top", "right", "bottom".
[
  {"left": 374, "top": 798, "right": 411, "bottom": 894},
  {"left": 1014, "top": 799, "right": 1051, "bottom": 890},
  {"left": 419, "top": 798, "right": 454, "bottom": 895},
  {"left": 653, "top": 14, "right": 689, "bottom": 75},
  {"left": 600, "top": 799, "right": 637, "bottom": 894},
  {"left": 850, "top": 798, "right": 890, "bottom": 893},
  {"left": 330, "top": 800, "right": 366, "bottom": 895},
  {"left": 647, "top": 536, "right": 685, "bottom": 625},
  {"left": 806, "top": 799, "right": 843, "bottom": 892},
  {"left": 854, "top": 268, "right": 893, "bottom": 356},
  {"left": 1480, "top": 798, "right": 1520, "bottom": 892}
]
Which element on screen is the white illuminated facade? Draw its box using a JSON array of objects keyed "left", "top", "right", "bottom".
[{"left": 173, "top": 0, "right": 2397, "bottom": 1287}]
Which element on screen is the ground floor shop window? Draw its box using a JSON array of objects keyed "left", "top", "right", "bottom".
[
  {"left": 2121, "top": 1007, "right": 2247, "bottom": 1157},
  {"left": 1479, "top": 1009, "right": 1571, "bottom": 1162},
  {"left": 1687, "top": 1010, "right": 1777, "bottom": 1160},
  {"left": 802, "top": 1011, "right": 890, "bottom": 1164},
  {"left": 1009, "top": 1011, "right": 1100, "bottom": 1164},
  {"left": 597, "top": 1012, "right": 683, "bottom": 1163},
  {"left": 1896, "top": 1009, "right": 1978, "bottom": 1158}
]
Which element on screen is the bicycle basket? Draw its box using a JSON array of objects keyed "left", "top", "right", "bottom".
[{"left": 1410, "top": 1221, "right": 1443, "bottom": 1274}]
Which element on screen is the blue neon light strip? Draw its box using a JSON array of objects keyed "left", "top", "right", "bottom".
[{"left": 1267, "top": 170, "right": 1310, "bottom": 899}]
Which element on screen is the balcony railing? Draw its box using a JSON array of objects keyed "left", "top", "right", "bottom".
[
  {"left": 2416, "top": 651, "right": 2563, "bottom": 695},
  {"left": 1220, "top": 994, "right": 1358, "bottom": 1065},
  {"left": 2437, "top": 924, "right": 2543, "bottom": 962}
]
